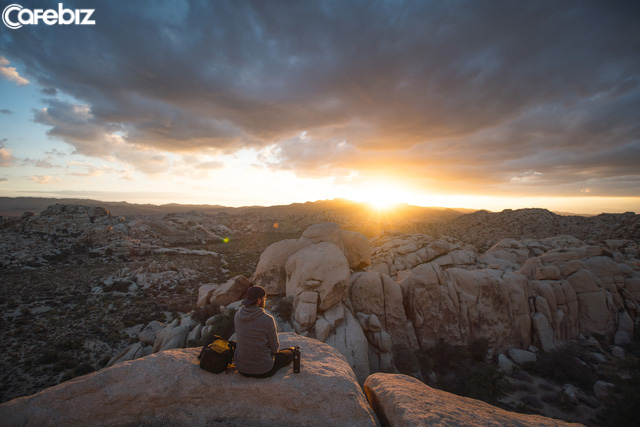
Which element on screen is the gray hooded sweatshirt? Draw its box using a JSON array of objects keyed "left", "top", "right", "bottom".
[{"left": 234, "top": 306, "right": 279, "bottom": 375}]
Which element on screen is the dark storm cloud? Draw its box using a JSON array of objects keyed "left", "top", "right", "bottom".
[{"left": 1, "top": 0, "right": 639, "bottom": 195}]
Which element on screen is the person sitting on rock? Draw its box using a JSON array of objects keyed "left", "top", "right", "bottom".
[{"left": 234, "top": 285, "right": 294, "bottom": 378}]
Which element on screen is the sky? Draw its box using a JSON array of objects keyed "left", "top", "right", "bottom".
[{"left": 0, "top": 0, "right": 639, "bottom": 214}]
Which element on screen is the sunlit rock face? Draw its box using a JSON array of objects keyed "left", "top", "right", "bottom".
[
  {"left": 0, "top": 333, "right": 379, "bottom": 427},
  {"left": 251, "top": 238, "right": 312, "bottom": 295},
  {"left": 365, "top": 373, "right": 577, "bottom": 427},
  {"left": 286, "top": 241, "right": 350, "bottom": 312}
]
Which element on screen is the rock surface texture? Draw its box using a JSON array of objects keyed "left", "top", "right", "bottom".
[
  {"left": 364, "top": 373, "right": 580, "bottom": 426},
  {"left": 0, "top": 333, "right": 378, "bottom": 427}
]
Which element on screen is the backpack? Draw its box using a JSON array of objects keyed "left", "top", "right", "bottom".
[{"left": 198, "top": 335, "right": 236, "bottom": 374}]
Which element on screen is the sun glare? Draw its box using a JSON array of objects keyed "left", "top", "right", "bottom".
[
  {"left": 367, "top": 198, "right": 398, "bottom": 210},
  {"left": 349, "top": 184, "right": 412, "bottom": 211}
]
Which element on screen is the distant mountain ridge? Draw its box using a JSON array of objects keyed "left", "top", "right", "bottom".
[
  {"left": 0, "top": 197, "right": 469, "bottom": 236},
  {"left": 434, "top": 207, "right": 639, "bottom": 251},
  {"left": 2, "top": 198, "right": 637, "bottom": 241}
]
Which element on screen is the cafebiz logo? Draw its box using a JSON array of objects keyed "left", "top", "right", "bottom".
[{"left": 3, "top": 3, "right": 95, "bottom": 29}]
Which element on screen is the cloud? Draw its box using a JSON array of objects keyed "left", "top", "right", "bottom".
[
  {"left": 1, "top": 109, "right": 13, "bottom": 115},
  {"left": 32, "top": 98, "right": 174, "bottom": 174},
  {"left": 0, "top": 140, "right": 15, "bottom": 167},
  {"left": 32, "top": 99, "right": 120, "bottom": 157},
  {"left": 66, "top": 161, "right": 113, "bottom": 177},
  {"left": 0, "top": 177, "right": 7, "bottom": 182},
  {"left": 20, "top": 157, "right": 58, "bottom": 168},
  {"left": 27, "top": 175, "right": 59, "bottom": 184},
  {"left": 0, "top": 56, "right": 30, "bottom": 86},
  {"left": 258, "top": 132, "right": 357, "bottom": 178},
  {"left": 1, "top": 0, "right": 639, "bottom": 196},
  {"left": 194, "top": 161, "right": 224, "bottom": 170}
]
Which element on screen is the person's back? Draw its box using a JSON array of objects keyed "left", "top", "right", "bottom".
[
  {"left": 234, "top": 304, "right": 279, "bottom": 375},
  {"left": 234, "top": 286, "right": 294, "bottom": 378}
]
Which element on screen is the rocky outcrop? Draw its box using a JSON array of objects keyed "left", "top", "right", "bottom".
[
  {"left": 398, "top": 265, "right": 533, "bottom": 353},
  {"left": 251, "top": 239, "right": 312, "bottom": 295},
  {"left": 364, "top": 373, "right": 578, "bottom": 426},
  {"left": 0, "top": 204, "right": 233, "bottom": 268},
  {"left": 350, "top": 271, "right": 420, "bottom": 373},
  {"left": 128, "top": 211, "right": 229, "bottom": 246},
  {"left": 0, "top": 204, "right": 134, "bottom": 267},
  {"left": 440, "top": 208, "right": 637, "bottom": 251},
  {"left": 286, "top": 242, "right": 350, "bottom": 312},
  {"left": 208, "top": 275, "right": 252, "bottom": 308},
  {"left": 99, "top": 260, "right": 200, "bottom": 293},
  {"left": 369, "top": 234, "right": 477, "bottom": 278},
  {"left": 1, "top": 333, "right": 379, "bottom": 427}
]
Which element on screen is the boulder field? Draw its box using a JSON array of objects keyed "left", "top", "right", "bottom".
[{"left": 113, "top": 222, "right": 640, "bottom": 387}]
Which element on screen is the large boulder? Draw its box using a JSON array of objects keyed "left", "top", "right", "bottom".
[
  {"left": 197, "top": 283, "right": 219, "bottom": 307},
  {"left": 364, "top": 373, "right": 576, "bottom": 426},
  {"left": 325, "top": 309, "right": 371, "bottom": 384},
  {"left": 251, "top": 239, "right": 312, "bottom": 296},
  {"left": 301, "top": 222, "right": 344, "bottom": 250},
  {"left": 350, "top": 272, "right": 420, "bottom": 367},
  {"left": 341, "top": 229, "right": 371, "bottom": 269},
  {"left": 209, "top": 275, "right": 251, "bottom": 308},
  {"left": 0, "top": 333, "right": 378, "bottom": 427},
  {"left": 285, "top": 242, "right": 350, "bottom": 311}
]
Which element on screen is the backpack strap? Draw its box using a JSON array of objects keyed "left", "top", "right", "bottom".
[{"left": 197, "top": 344, "right": 208, "bottom": 361}]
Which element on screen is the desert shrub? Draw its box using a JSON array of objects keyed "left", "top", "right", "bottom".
[
  {"left": 468, "top": 337, "right": 490, "bottom": 362},
  {"left": 416, "top": 338, "right": 507, "bottom": 404},
  {"left": 625, "top": 341, "right": 640, "bottom": 358},
  {"left": 59, "top": 364, "right": 92, "bottom": 383},
  {"left": 541, "top": 392, "right": 558, "bottom": 404},
  {"left": 521, "top": 344, "right": 597, "bottom": 389},
  {"left": 37, "top": 350, "right": 60, "bottom": 365},
  {"left": 507, "top": 380, "right": 534, "bottom": 393},
  {"left": 191, "top": 305, "right": 217, "bottom": 325},
  {"left": 271, "top": 296, "right": 293, "bottom": 322},
  {"left": 600, "top": 337, "right": 640, "bottom": 426},
  {"left": 199, "top": 309, "right": 237, "bottom": 344},
  {"left": 521, "top": 394, "right": 543, "bottom": 410},
  {"left": 98, "top": 355, "right": 112, "bottom": 368},
  {"left": 73, "top": 363, "right": 94, "bottom": 376},
  {"left": 393, "top": 344, "right": 420, "bottom": 376},
  {"left": 104, "top": 280, "right": 131, "bottom": 293},
  {"left": 55, "top": 337, "right": 83, "bottom": 351},
  {"left": 53, "top": 357, "right": 79, "bottom": 372},
  {"left": 121, "top": 312, "right": 145, "bottom": 327},
  {"left": 538, "top": 381, "right": 555, "bottom": 392}
]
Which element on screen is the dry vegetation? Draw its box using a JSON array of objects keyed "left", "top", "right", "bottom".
[{"left": 0, "top": 231, "right": 298, "bottom": 403}]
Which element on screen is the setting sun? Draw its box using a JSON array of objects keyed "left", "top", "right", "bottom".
[{"left": 344, "top": 183, "right": 415, "bottom": 211}]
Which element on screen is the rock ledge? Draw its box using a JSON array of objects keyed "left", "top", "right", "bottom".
[{"left": 1, "top": 333, "right": 378, "bottom": 427}]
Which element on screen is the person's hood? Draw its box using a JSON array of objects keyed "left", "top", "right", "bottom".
[{"left": 236, "top": 305, "right": 265, "bottom": 322}]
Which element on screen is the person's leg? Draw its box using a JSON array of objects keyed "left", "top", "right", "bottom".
[
  {"left": 239, "top": 348, "right": 295, "bottom": 378},
  {"left": 272, "top": 347, "right": 294, "bottom": 371}
]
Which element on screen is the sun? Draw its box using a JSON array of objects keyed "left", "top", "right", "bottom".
[
  {"left": 350, "top": 184, "right": 410, "bottom": 211},
  {"left": 367, "top": 198, "right": 399, "bottom": 210}
]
